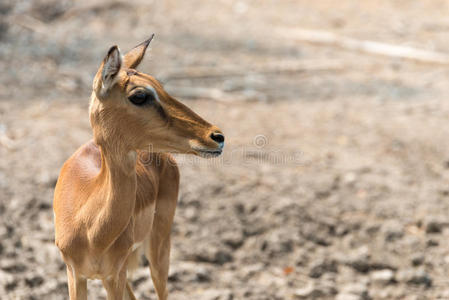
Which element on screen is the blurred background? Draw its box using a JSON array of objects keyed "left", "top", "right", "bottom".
[{"left": 1, "top": 0, "right": 449, "bottom": 299}]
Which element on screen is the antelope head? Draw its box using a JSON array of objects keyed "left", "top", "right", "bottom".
[{"left": 90, "top": 35, "right": 224, "bottom": 158}]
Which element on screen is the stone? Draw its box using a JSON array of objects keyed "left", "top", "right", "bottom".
[
  {"left": 25, "top": 275, "right": 44, "bottom": 288},
  {"left": 200, "top": 289, "right": 233, "bottom": 300},
  {"left": 241, "top": 263, "right": 264, "bottom": 278},
  {"left": 0, "top": 259, "right": 27, "bottom": 273},
  {"left": 294, "top": 282, "right": 320, "bottom": 299},
  {"left": 294, "top": 281, "right": 337, "bottom": 299},
  {"left": 192, "top": 248, "right": 233, "bottom": 265},
  {"left": 0, "top": 270, "right": 17, "bottom": 292},
  {"left": 308, "top": 259, "right": 338, "bottom": 278},
  {"left": 371, "top": 269, "right": 395, "bottom": 285},
  {"left": 339, "top": 282, "right": 369, "bottom": 299},
  {"left": 426, "top": 238, "right": 439, "bottom": 247},
  {"left": 338, "top": 247, "right": 394, "bottom": 273},
  {"left": 411, "top": 254, "right": 424, "bottom": 266},
  {"left": 397, "top": 269, "right": 432, "bottom": 287},
  {"left": 437, "top": 289, "right": 449, "bottom": 299},
  {"left": 222, "top": 231, "right": 244, "bottom": 250},
  {"left": 424, "top": 218, "right": 445, "bottom": 234},
  {"left": 168, "top": 263, "right": 212, "bottom": 283},
  {"left": 335, "top": 294, "right": 360, "bottom": 300},
  {"left": 382, "top": 220, "right": 404, "bottom": 242}
]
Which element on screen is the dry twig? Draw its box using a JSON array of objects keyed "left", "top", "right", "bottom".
[
  {"left": 0, "top": 131, "right": 15, "bottom": 150},
  {"left": 57, "top": 1, "right": 132, "bottom": 21},
  {"left": 165, "top": 86, "right": 266, "bottom": 102},
  {"left": 279, "top": 28, "right": 449, "bottom": 65},
  {"left": 160, "top": 60, "right": 343, "bottom": 81},
  {"left": 5, "top": 15, "right": 49, "bottom": 35}
]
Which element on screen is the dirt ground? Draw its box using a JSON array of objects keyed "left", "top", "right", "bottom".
[{"left": 2, "top": 0, "right": 449, "bottom": 299}]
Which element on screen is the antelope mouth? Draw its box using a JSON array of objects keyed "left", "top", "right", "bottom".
[{"left": 194, "top": 148, "right": 223, "bottom": 158}]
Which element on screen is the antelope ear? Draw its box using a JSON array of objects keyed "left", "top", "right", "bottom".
[
  {"left": 123, "top": 34, "right": 154, "bottom": 69},
  {"left": 94, "top": 45, "right": 122, "bottom": 97}
]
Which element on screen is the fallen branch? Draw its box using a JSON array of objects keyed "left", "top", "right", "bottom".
[
  {"left": 159, "top": 60, "right": 343, "bottom": 81},
  {"left": 0, "top": 131, "right": 15, "bottom": 150},
  {"left": 165, "top": 86, "right": 266, "bottom": 102},
  {"left": 57, "top": 1, "right": 132, "bottom": 21},
  {"left": 162, "top": 60, "right": 343, "bottom": 101},
  {"left": 5, "top": 15, "right": 49, "bottom": 35},
  {"left": 278, "top": 28, "right": 449, "bottom": 65},
  {"left": 5, "top": 1, "right": 131, "bottom": 34},
  {"left": 166, "top": 86, "right": 225, "bottom": 101}
]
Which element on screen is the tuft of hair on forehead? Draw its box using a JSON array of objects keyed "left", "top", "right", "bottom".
[{"left": 127, "top": 69, "right": 138, "bottom": 76}]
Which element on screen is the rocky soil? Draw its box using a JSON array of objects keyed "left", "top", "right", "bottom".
[{"left": 2, "top": 0, "right": 449, "bottom": 299}]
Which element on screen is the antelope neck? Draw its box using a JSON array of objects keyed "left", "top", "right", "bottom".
[{"left": 96, "top": 144, "right": 138, "bottom": 198}]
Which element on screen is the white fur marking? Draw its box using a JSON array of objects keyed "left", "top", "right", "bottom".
[
  {"left": 146, "top": 86, "right": 160, "bottom": 103},
  {"left": 131, "top": 241, "right": 142, "bottom": 252}
]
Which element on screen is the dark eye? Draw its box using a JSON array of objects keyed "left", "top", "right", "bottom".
[{"left": 128, "top": 92, "right": 154, "bottom": 106}]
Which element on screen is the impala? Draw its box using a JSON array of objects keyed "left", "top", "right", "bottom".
[{"left": 53, "top": 35, "right": 225, "bottom": 300}]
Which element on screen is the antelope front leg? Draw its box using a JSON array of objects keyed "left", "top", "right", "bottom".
[
  {"left": 125, "top": 281, "right": 138, "bottom": 300},
  {"left": 66, "top": 265, "right": 87, "bottom": 300},
  {"left": 102, "top": 268, "right": 127, "bottom": 300},
  {"left": 146, "top": 233, "right": 171, "bottom": 300},
  {"left": 145, "top": 196, "right": 176, "bottom": 300}
]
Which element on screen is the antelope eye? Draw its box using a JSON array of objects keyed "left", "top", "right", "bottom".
[{"left": 128, "top": 92, "right": 154, "bottom": 106}]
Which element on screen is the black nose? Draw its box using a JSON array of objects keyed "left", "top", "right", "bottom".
[{"left": 210, "top": 132, "right": 225, "bottom": 144}]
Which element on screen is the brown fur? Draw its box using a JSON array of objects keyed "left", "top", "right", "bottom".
[{"left": 53, "top": 37, "right": 224, "bottom": 300}]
